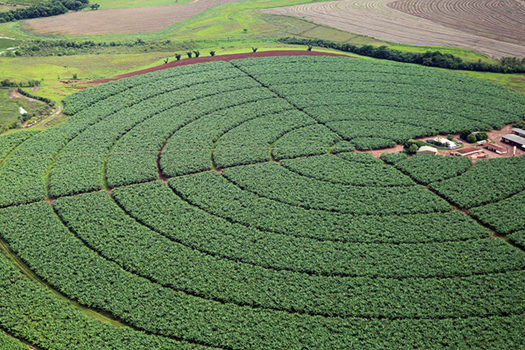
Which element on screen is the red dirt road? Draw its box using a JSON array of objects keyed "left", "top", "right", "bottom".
[{"left": 85, "top": 50, "right": 352, "bottom": 84}]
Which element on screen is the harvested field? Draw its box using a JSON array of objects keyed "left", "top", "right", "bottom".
[
  {"left": 263, "top": 0, "right": 525, "bottom": 58},
  {"left": 389, "top": 0, "right": 525, "bottom": 46},
  {"left": 23, "top": 0, "right": 239, "bottom": 35}
]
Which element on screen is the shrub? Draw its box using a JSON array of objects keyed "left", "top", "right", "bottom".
[
  {"left": 466, "top": 133, "right": 477, "bottom": 144},
  {"left": 476, "top": 132, "right": 488, "bottom": 141}
]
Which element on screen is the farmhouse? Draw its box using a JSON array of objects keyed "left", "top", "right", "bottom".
[
  {"left": 485, "top": 143, "right": 507, "bottom": 154},
  {"left": 434, "top": 137, "right": 458, "bottom": 149},
  {"left": 512, "top": 127, "right": 525, "bottom": 137},
  {"left": 502, "top": 134, "right": 525, "bottom": 149},
  {"left": 452, "top": 147, "right": 483, "bottom": 157},
  {"left": 416, "top": 145, "right": 438, "bottom": 155}
]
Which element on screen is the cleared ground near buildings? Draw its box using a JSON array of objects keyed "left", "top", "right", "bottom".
[
  {"left": 263, "top": 0, "right": 525, "bottom": 58},
  {"left": 0, "top": 55, "right": 524, "bottom": 349},
  {"left": 22, "top": 0, "right": 240, "bottom": 35}
]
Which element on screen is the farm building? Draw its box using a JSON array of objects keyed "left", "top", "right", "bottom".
[
  {"left": 417, "top": 145, "right": 438, "bottom": 155},
  {"left": 452, "top": 147, "right": 483, "bottom": 157},
  {"left": 485, "top": 144, "right": 507, "bottom": 154},
  {"left": 512, "top": 128, "right": 525, "bottom": 137},
  {"left": 502, "top": 134, "right": 525, "bottom": 149},
  {"left": 434, "top": 137, "right": 458, "bottom": 149}
]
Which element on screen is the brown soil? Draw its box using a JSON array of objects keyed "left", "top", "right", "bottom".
[
  {"left": 389, "top": 0, "right": 525, "bottom": 46},
  {"left": 23, "top": 0, "right": 240, "bottom": 35},
  {"left": 262, "top": 0, "right": 525, "bottom": 58},
  {"left": 85, "top": 50, "right": 352, "bottom": 84}
]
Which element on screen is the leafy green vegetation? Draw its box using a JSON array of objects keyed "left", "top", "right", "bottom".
[{"left": 0, "top": 55, "right": 524, "bottom": 349}]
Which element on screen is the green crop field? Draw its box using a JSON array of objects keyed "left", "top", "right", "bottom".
[{"left": 0, "top": 56, "right": 524, "bottom": 349}]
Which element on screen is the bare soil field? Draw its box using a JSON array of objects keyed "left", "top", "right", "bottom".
[
  {"left": 263, "top": 0, "right": 525, "bottom": 58},
  {"left": 23, "top": 0, "right": 239, "bottom": 35},
  {"left": 389, "top": 0, "right": 525, "bottom": 46}
]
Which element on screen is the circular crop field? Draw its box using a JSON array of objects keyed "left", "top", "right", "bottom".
[{"left": 1, "top": 56, "right": 525, "bottom": 349}]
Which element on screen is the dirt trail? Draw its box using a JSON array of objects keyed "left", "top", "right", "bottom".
[
  {"left": 23, "top": 0, "right": 240, "bottom": 35},
  {"left": 84, "top": 50, "right": 352, "bottom": 84},
  {"left": 263, "top": 0, "right": 525, "bottom": 58}
]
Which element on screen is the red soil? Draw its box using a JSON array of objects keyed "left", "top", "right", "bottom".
[{"left": 85, "top": 51, "right": 352, "bottom": 85}]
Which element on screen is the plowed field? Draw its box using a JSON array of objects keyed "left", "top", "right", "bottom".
[
  {"left": 263, "top": 0, "right": 525, "bottom": 58},
  {"left": 23, "top": 0, "right": 239, "bottom": 35}
]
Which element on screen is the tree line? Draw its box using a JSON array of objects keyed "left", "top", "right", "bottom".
[
  {"left": 279, "top": 37, "right": 525, "bottom": 74},
  {"left": 0, "top": 0, "right": 93, "bottom": 23}
]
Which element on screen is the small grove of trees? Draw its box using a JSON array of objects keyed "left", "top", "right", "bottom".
[
  {"left": 0, "top": 0, "right": 90, "bottom": 23},
  {"left": 90, "top": 3, "right": 100, "bottom": 10},
  {"left": 460, "top": 130, "right": 488, "bottom": 143},
  {"left": 278, "top": 37, "right": 525, "bottom": 73}
]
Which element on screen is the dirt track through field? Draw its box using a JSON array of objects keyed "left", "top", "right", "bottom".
[
  {"left": 85, "top": 50, "right": 352, "bottom": 84},
  {"left": 263, "top": 0, "right": 525, "bottom": 58},
  {"left": 23, "top": 0, "right": 239, "bottom": 35}
]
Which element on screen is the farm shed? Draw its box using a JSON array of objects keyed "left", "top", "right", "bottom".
[
  {"left": 502, "top": 134, "right": 525, "bottom": 149},
  {"left": 512, "top": 128, "right": 525, "bottom": 137},
  {"left": 452, "top": 147, "right": 482, "bottom": 157},
  {"left": 417, "top": 146, "right": 438, "bottom": 155},
  {"left": 485, "top": 144, "right": 507, "bottom": 154}
]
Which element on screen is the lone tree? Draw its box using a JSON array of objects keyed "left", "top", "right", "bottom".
[
  {"left": 90, "top": 3, "right": 100, "bottom": 10},
  {"left": 252, "top": 47, "right": 258, "bottom": 53},
  {"left": 187, "top": 51, "right": 193, "bottom": 58},
  {"left": 193, "top": 50, "right": 200, "bottom": 58},
  {"left": 175, "top": 53, "right": 181, "bottom": 61},
  {"left": 307, "top": 45, "right": 312, "bottom": 51},
  {"left": 210, "top": 51, "right": 216, "bottom": 57}
]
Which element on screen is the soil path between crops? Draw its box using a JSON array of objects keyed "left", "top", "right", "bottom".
[{"left": 84, "top": 50, "right": 353, "bottom": 84}]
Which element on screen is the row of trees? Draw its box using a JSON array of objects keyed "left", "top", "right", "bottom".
[
  {"left": 279, "top": 37, "right": 525, "bottom": 73},
  {"left": 0, "top": 0, "right": 93, "bottom": 23},
  {"left": 1, "top": 79, "right": 41, "bottom": 88}
]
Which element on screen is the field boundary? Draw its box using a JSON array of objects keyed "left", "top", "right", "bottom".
[{"left": 85, "top": 50, "right": 352, "bottom": 84}]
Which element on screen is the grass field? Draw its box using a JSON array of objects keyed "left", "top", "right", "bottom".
[
  {"left": 0, "top": 55, "right": 524, "bottom": 349},
  {"left": 0, "top": 88, "right": 50, "bottom": 132},
  {"left": 0, "top": 37, "right": 18, "bottom": 50}
]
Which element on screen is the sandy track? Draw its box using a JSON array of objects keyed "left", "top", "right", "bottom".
[
  {"left": 23, "top": 0, "right": 239, "bottom": 35},
  {"left": 263, "top": 0, "right": 525, "bottom": 58}
]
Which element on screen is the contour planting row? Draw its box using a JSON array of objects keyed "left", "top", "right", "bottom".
[
  {"left": 430, "top": 156, "right": 525, "bottom": 208},
  {"left": 1, "top": 202, "right": 524, "bottom": 350},
  {"left": 0, "top": 62, "right": 241, "bottom": 207},
  {"left": 50, "top": 82, "right": 268, "bottom": 197},
  {"left": 116, "top": 179, "right": 488, "bottom": 245},
  {"left": 1, "top": 56, "right": 525, "bottom": 349},
  {"left": 0, "top": 251, "right": 205, "bottom": 350},
  {"left": 218, "top": 163, "right": 450, "bottom": 214},
  {"left": 232, "top": 56, "right": 525, "bottom": 104}
]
